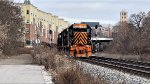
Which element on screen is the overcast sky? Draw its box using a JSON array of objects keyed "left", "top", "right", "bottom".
[{"left": 14, "top": 0, "right": 150, "bottom": 25}]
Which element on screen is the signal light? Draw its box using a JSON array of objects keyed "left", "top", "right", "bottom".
[{"left": 95, "top": 25, "right": 98, "bottom": 29}]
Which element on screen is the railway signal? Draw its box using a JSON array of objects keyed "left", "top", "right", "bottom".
[
  {"left": 49, "top": 30, "right": 52, "bottom": 47},
  {"left": 95, "top": 25, "right": 98, "bottom": 29}
]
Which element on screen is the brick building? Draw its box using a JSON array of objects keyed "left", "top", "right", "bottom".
[{"left": 16, "top": 0, "right": 69, "bottom": 45}]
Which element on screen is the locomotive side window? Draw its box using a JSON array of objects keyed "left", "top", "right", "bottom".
[
  {"left": 59, "top": 35, "right": 61, "bottom": 38},
  {"left": 69, "top": 29, "right": 73, "bottom": 35},
  {"left": 87, "top": 29, "right": 90, "bottom": 33}
]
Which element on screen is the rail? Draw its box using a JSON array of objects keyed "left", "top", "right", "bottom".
[{"left": 75, "top": 56, "right": 150, "bottom": 77}]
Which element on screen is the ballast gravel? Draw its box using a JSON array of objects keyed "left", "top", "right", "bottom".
[{"left": 77, "top": 61, "right": 150, "bottom": 84}]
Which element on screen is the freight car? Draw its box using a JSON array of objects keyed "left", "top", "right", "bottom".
[{"left": 57, "top": 24, "right": 92, "bottom": 57}]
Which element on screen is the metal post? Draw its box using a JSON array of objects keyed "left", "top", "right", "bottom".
[
  {"left": 36, "top": 32, "right": 38, "bottom": 47},
  {"left": 49, "top": 31, "right": 50, "bottom": 47},
  {"left": 96, "top": 27, "right": 98, "bottom": 52},
  {"left": 68, "top": 28, "right": 70, "bottom": 58}
]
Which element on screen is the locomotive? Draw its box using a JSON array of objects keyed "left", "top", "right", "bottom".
[{"left": 57, "top": 24, "right": 92, "bottom": 57}]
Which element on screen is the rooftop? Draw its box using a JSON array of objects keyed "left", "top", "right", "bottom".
[{"left": 24, "top": 0, "right": 31, "bottom": 4}]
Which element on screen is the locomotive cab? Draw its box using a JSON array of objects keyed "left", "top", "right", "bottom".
[{"left": 57, "top": 23, "right": 92, "bottom": 58}]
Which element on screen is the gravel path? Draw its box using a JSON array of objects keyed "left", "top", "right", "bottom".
[{"left": 0, "top": 54, "right": 52, "bottom": 84}]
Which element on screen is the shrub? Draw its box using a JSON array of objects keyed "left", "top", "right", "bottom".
[
  {"left": 55, "top": 68, "right": 81, "bottom": 84},
  {"left": 31, "top": 47, "right": 107, "bottom": 84}
]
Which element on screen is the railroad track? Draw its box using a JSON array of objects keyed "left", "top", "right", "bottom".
[{"left": 76, "top": 56, "right": 150, "bottom": 77}]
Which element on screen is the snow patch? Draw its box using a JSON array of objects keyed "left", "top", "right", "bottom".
[{"left": 42, "top": 67, "right": 53, "bottom": 84}]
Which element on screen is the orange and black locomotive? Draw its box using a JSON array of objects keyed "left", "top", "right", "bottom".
[{"left": 57, "top": 24, "right": 92, "bottom": 57}]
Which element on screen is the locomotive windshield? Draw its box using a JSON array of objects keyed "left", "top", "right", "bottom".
[{"left": 74, "top": 28, "right": 89, "bottom": 32}]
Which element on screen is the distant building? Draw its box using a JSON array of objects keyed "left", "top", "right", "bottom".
[
  {"left": 120, "top": 10, "right": 128, "bottom": 23},
  {"left": 81, "top": 22, "right": 100, "bottom": 28},
  {"left": 100, "top": 24, "right": 113, "bottom": 38},
  {"left": 16, "top": 0, "right": 69, "bottom": 44},
  {"left": 81, "top": 22, "right": 101, "bottom": 37},
  {"left": 112, "top": 25, "right": 120, "bottom": 38},
  {"left": 81, "top": 22, "right": 113, "bottom": 37}
]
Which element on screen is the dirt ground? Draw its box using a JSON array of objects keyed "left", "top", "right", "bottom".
[{"left": 94, "top": 52, "right": 150, "bottom": 62}]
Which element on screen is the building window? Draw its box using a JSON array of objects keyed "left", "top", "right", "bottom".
[
  {"left": 27, "top": 10, "right": 29, "bottom": 14},
  {"left": 53, "top": 31, "right": 54, "bottom": 39},
  {"left": 124, "top": 13, "right": 126, "bottom": 16},
  {"left": 43, "top": 29, "right": 46, "bottom": 37},
  {"left": 27, "top": 20, "right": 30, "bottom": 23},
  {"left": 47, "top": 30, "right": 49, "bottom": 38},
  {"left": 41, "top": 29, "right": 43, "bottom": 36},
  {"left": 25, "top": 28, "right": 29, "bottom": 33},
  {"left": 56, "top": 26, "right": 58, "bottom": 32}
]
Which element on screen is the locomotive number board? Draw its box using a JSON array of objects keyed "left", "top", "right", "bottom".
[{"left": 73, "top": 24, "right": 87, "bottom": 28}]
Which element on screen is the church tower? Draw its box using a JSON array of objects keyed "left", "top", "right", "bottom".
[{"left": 120, "top": 10, "right": 128, "bottom": 22}]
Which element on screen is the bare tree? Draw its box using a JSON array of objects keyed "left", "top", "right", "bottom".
[
  {"left": 129, "top": 12, "right": 146, "bottom": 29},
  {"left": 142, "top": 16, "right": 150, "bottom": 54},
  {"left": 108, "top": 11, "right": 150, "bottom": 61},
  {"left": 0, "top": 0, "right": 24, "bottom": 55},
  {"left": 129, "top": 12, "right": 148, "bottom": 61}
]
